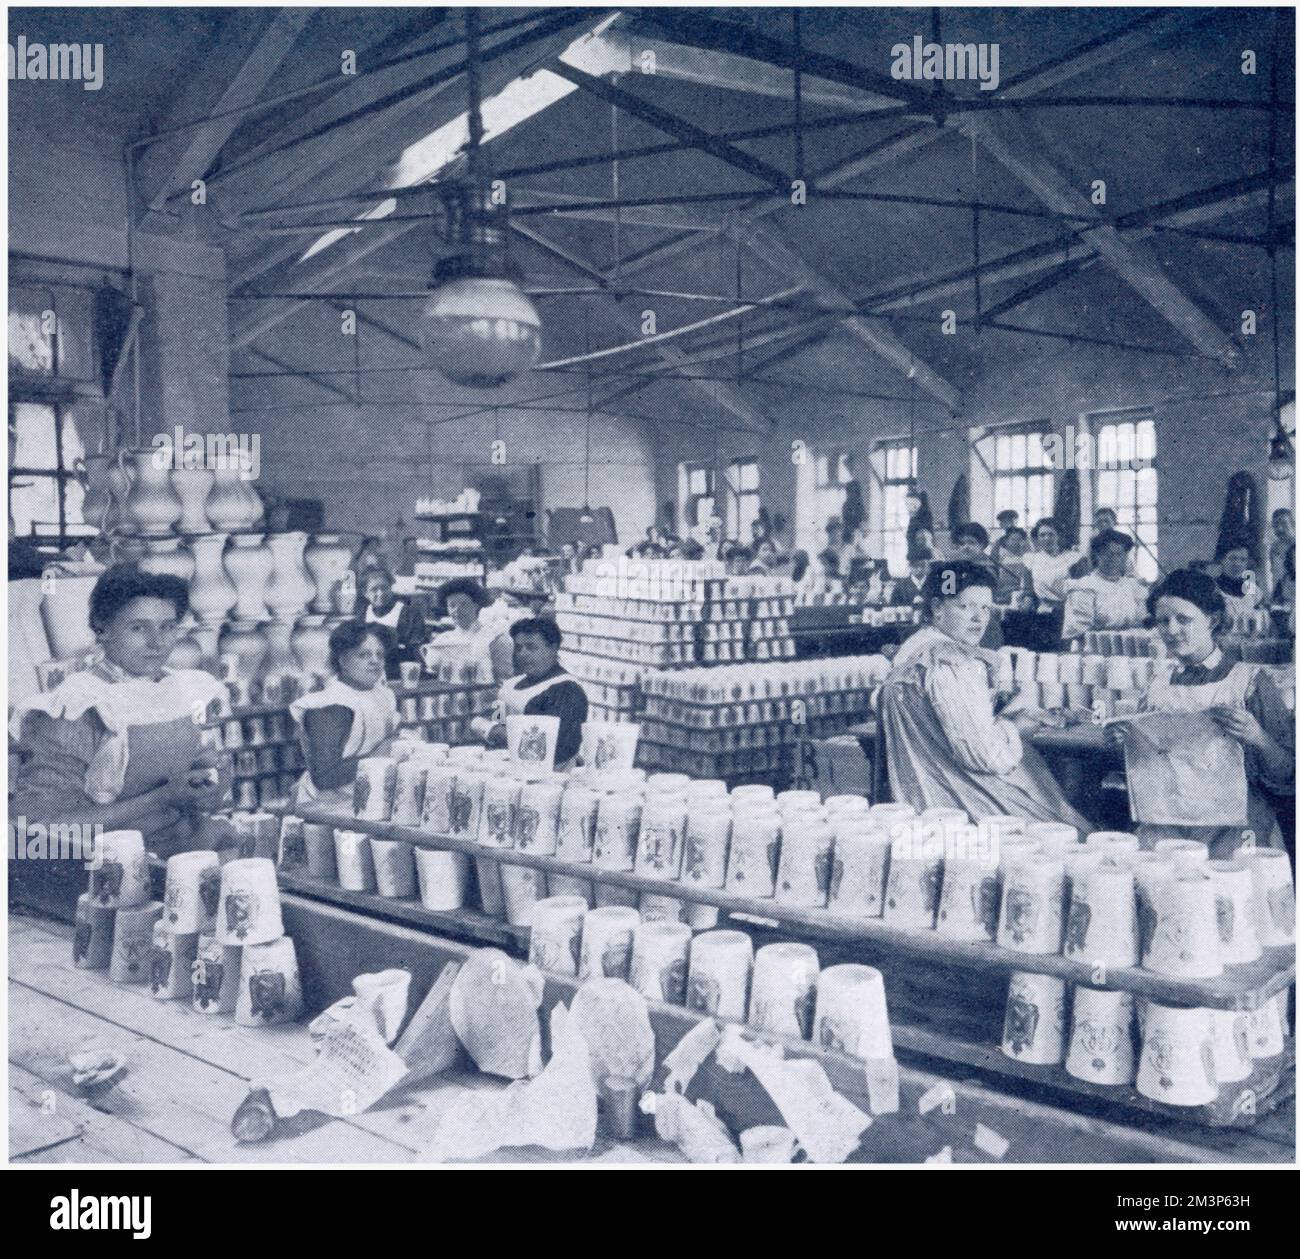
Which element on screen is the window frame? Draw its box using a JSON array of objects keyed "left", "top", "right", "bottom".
[
  {"left": 871, "top": 439, "right": 918, "bottom": 576},
  {"left": 725, "top": 457, "right": 761, "bottom": 541},
  {"left": 1086, "top": 407, "right": 1159, "bottom": 581},
  {"left": 8, "top": 392, "right": 90, "bottom": 547}
]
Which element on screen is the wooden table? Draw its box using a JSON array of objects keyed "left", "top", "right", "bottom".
[{"left": 8, "top": 912, "right": 681, "bottom": 1165}]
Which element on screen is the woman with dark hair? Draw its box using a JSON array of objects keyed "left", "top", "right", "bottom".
[
  {"left": 425, "top": 577, "right": 514, "bottom": 681},
  {"left": 1109, "top": 569, "right": 1293, "bottom": 857},
  {"left": 9, "top": 565, "right": 230, "bottom": 851},
  {"left": 289, "top": 621, "right": 398, "bottom": 808},
  {"left": 1214, "top": 536, "right": 1264, "bottom": 620},
  {"left": 1061, "top": 529, "right": 1148, "bottom": 638},
  {"left": 355, "top": 566, "right": 426, "bottom": 677},
  {"left": 477, "top": 617, "right": 589, "bottom": 769},
  {"left": 880, "top": 559, "right": 1089, "bottom": 825}
]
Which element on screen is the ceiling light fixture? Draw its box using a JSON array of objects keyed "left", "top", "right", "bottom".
[{"left": 420, "top": 9, "right": 542, "bottom": 389}]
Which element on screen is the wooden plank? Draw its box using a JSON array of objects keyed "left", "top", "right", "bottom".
[
  {"left": 289, "top": 805, "right": 1296, "bottom": 1012},
  {"left": 10, "top": 1062, "right": 201, "bottom": 1164}
]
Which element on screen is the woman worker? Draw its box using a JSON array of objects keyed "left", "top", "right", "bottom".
[
  {"left": 424, "top": 577, "right": 514, "bottom": 681},
  {"left": 479, "top": 617, "right": 589, "bottom": 771},
  {"left": 1214, "top": 536, "right": 1265, "bottom": 623},
  {"left": 355, "top": 566, "right": 427, "bottom": 678},
  {"left": 880, "top": 559, "right": 1091, "bottom": 828},
  {"left": 1060, "top": 529, "right": 1148, "bottom": 639},
  {"left": 1111, "top": 569, "right": 1292, "bottom": 858},
  {"left": 289, "top": 621, "right": 399, "bottom": 811},
  {"left": 10, "top": 566, "right": 231, "bottom": 862}
]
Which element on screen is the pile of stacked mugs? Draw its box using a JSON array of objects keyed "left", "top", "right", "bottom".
[
  {"left": 390, "top": 657, "right": 493, "bottom": 741},
  {"left": 220, "top": 710, "right": 303, "bottom": 810},
  {"left": 556, "top": 657, "right": 641, "bottom": 723},
  {"left": 996, "top": 646, "right": 1174, "bottom": 716},
  {"left": 528, "top": 893, "right": 896, "bottom": 1063},
  {"left": 997, "top": 837, "right": 1294, "bottom": 1107},
  {"left": 75, "top": 830, "right": 302, "bottom": 1028}
]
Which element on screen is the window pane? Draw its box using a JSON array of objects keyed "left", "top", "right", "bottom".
[
  {"left": 63, "top": 478, "right": 86, "bottom": 528},
  {"left": 11, "top": 402, "right": 59, "bottom": 469},
  {"left": 1026, "top": 432, "right": 1044, "bottom": 468},
  {"left": 8, "top": 290, "right": 55, "bottom": 374},
  {"left": 60, "top": 407, "right": 86, "bottom": 468},
  {"left": 1136, "top": 419, "right": 1156, "bottom": 464},
  {"left": 1136, "top": 466, "right": 1158, "bottom": 506},
  {"left": 837, "top": 452, "right": 851, "bottom": 484},
  {"left": 9, "top": 475, "right": 60, "bottom": 534},
  {"left": 1097, "top": 425, "right": 1117, "bottom": 468},
  {"left": 995, "top": 435, "right": 1011, "bottom": 471},
  {"left": 1010, "top": 433, "right": 1026, "bottom": 470},
  {"left": 1116, "top": 423, "right": 1135, "bottom": 468}
]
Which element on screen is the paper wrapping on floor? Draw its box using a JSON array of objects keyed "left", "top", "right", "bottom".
[
  {"left": 1118, "top": 711, "right": 1248, "bottom": 828},
  {"left": 715, "top": 1026, "right": 870, "bottom": 1165},
  {"left": 424, "top": 1004, "right": 597, "bottom": 1162},
  {"left": 663, "top": 1018, "right": 722, "bottom": 1095},
  {"left": 640, "top": 1092, "right": 740, "bottom": 1163},
  {"left": 448, "top": 949, "right": 544, "bottom": 1079},
  {"left": 267, "top": 1019, "right": 408, "bottom": 1119},
  {"left": 567, "top": 978, "right": 656, "bottom": 1092}
]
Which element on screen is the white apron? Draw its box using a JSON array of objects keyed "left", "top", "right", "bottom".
[{"left": 290, "top": 678, "right": 398, "bottom": 808}]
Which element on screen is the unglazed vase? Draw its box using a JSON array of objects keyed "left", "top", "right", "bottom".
[
  {"left": 206, "top": 465, "right": 260, "bottom": 532},
  {"left": 78, "top": 452, "right": 118, "bottom": 534},
  {"left": 138, "top": 536, "right": 195, "bottom": 583},
  {"left": 172, "top": 465, "right": 215, "bottom": 534},
  {"left": 260, "top": 619, "right": 302, "bottom": 692},
  {"left": 218, "top": 620, "right": 268, "bottom": 682},
  {"left": 290, "top": 613, "right": 332, "bottom": 683},
  {"left": 187, "top": 533, "right": 237, "bottom": 625},
  {"left": 224, "top": 533, "right": 273, "bottom": 622},
  {"left": 39, "top": 571, "right": 100, "bottom": 659},
  {"left": 120, "top": 448, "right": 182, "bottom": 536},
  {"left": 190, "top": 622, "right": 222, "bottom": 674},
  {"left": 264, "top": 531, "right": 315, "bottom": 622},
  {"left": 304, "top": 533, "right": 356, "bottom": 614},
  {"left": 166, "top": 619, "right": 204, "bottom": 671}
]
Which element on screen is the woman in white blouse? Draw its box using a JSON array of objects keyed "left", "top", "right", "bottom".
[
  {"left": 880, "top": 559, "right": 1091, "bottom": 827},
  {"left": 1061, "top": 530, "right": 1148, "bottom": 639}
]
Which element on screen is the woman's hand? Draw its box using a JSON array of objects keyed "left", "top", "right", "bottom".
[
  {"left": 1211, "top": 705, "right": 1270, "bottom": 751},
  {"left": 164, "top": 751, "right": 226, "bottom": 809}
]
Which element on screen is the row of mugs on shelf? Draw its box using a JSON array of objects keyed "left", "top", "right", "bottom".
[
  {"left": 998, "top": 647, "right": 1171, "bottom": 694},
  {"left": 1002, "top": 972, "right": 1290, "bottom": 1107},
  {"left": 641, "top": 655, "right": 891, "bottom": 701}
]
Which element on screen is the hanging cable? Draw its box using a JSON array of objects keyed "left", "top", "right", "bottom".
[
  {"left": 792, "top": 8, "right": 804, "bottom": 183},
  {"left": 611, "top": 94, "right": 621, "bottom": 286}
]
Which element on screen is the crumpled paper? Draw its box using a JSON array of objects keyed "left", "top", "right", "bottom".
[
  {"left": 424, "top": 1003, "right": 598, "bottom": 1162},
  {"left": 1119, "top": 710, "right": 1248, "bottom": 827},
  {"left": 715, "top": 1025, "right": 870, "bottom": 1164},
  {"left": 640, "top": 1091, "right": 740, "bottom": 1163},
  {"left": 268, "top": 1017, "right": 408, "bottom": 1119},
  {"left": 663, "top": 1019, "right": 721, "bottom": 1095},
  {"left": 448, "top": 949, "right": 544, "bottom": 1079},
  {"left": 567, "top": 978, "right": 656, "bottom": 1092}
]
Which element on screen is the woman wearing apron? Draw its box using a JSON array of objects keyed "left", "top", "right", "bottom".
[
  {"left": 356, "top": 567, "right": 426, "bottom": 679},
  {"left": 1115, "top": 569, "right": 1293, "bottom": 858},
  {"left": 289, "top": 621, "right": 399, "bottom": 811},
  {"left": 10, "top": 567, "right": 231, "bottom": 894},
  {"left": 424, "top": 578, "right": 514, "bottom": 682},
  {"left": 482, "top": 618, "right": 588, "bottom": 770}
]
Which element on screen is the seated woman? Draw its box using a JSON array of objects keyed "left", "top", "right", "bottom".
[
  {"left": 1061, "top": 529, "right": 1148, "bottom": 639},
  {"left": 880, "top": 559, "right": 1091, "bottom": 828},
  {"left": 1214, "top": 536, "right": 1265, "bottom": 622},
  {"left": 424, "top": 577, "right": 515, "bottom": 682},
  {"left": 289, "top": 621, "right": 399, "bottom": 811},
  {"left": 1113, "top": 569, "right": 1293, "bottom": 858},
  {"left": 481, "top": 617, "right": 588, "bottom": 770},
  {"left": 356, "top": 567, "right": 427, "bottom": 678},
  {"left": 9, "top": 566, "right": 230, "bottom": 866}
]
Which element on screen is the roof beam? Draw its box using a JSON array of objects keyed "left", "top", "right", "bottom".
[
  {"left": 135, "top": 9, "right": 313, "bottom": 228},
  {"left": 955, "top": 110, "right": 1241, "bottom": 365}
]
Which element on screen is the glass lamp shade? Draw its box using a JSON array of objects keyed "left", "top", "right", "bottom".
[
  {"left": 1268, "top": 430, "right": 1294, "bottom": 481},
  {"left": 420, "top": 277, "right": 542, "bottom": 389}
]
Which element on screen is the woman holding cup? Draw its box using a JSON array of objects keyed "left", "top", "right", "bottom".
[{"left": 289, "top": 621, "right": 398, "bottom": 811}]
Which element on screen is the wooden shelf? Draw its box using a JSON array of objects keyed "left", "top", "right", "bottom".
[{"left": 282, "top": 805, "right": 1296, "bottom": 1014}]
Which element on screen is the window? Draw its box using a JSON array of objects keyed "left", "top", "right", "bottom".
[
  {"left": 1093, "top": 411, "right": 1158, "bottom": 582},
  {"left": 991, "top": 426, "right": 1055, "bottom": 532},
  {"left": 8, "top": 400, "right": 88, "bottom": 541},
  {"left": 797, "top": 448, "right": 852, "bottom": 554},
  {"left": 679, "top": 462, "right": 716, "bottom": 531},
  {"left": 875, "top": 441, "right": 918, "bottom": 576},
  {"left": 725, "top": 458, "right": 761, "bottom": 541}
]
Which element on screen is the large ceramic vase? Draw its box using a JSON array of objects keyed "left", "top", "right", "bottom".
[
  {"left": 290, "top": 614, "right": 333, "bottom": 686},
  {"left": 166, "top": 617, "right": 204, "bottom": 671},
  {"left": 304, "top": 534, "right": 356, "bottom": 614},
  {"left": 78, "top": 452, "right": 119, "bottom": 534},
  {"left": 264, "top": 532, "right": 315, "bottom": 622},
  {"left": 190, "top": 622, "right": 222, "bottom": 674},
  {"left": 138, "top": 536, "right": 195, "bottom": 583},
  {"left": 218, "top": 620, "right": 268, "bottom": 684},
  {"left": 120, "top": 448, "right": 182, "bottom": 536},
  {"left": 172, "top": 465, "right": 215, "bottom": 534},
  {"left": 40, "top": 571, "right": 100, "bottom": 660},
  {"left": 260, "top": 620, "right": 302, "bottom": 702},
  {"left": 206, "top": 465, "right": 260, "bottom": 532},
  {"left": 187, "top": 533, "right": 236, "bottom": 626},
  {"left": 224, "top": 533, "right": 273, "bottom": 622}
]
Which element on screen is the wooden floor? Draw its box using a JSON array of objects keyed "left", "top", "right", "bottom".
[{"left": 8, "top": 913, "right": 682, "bottom": 1165}]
